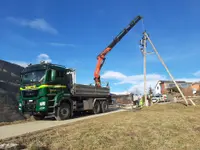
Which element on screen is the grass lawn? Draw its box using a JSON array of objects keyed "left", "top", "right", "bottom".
[{"left": 1, "top": 103, "right": 200, "bottom": 150}]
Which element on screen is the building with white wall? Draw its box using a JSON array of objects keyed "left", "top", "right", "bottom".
[{"left": 154, "top": 80, "right": 192, "bottom": 95}]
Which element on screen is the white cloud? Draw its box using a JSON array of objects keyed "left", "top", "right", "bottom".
[
  {"left": 7, "top": 17, "right": 58, "bottom": 35},
  {"left": 10, "top": 61, "right": 29, "bottom": 67},
  {"left": 37, "top": 53, "right": 52, "bottom": 63},
  {"left": 102, "top": 71, "right": 165, "bottom": 85},
  {"left": 104, "top": 70, "right": 200, "bottom": 94},
  {"left": 101, "top": 71, "right": 126, "bottom": 80},
  {"left": 193, "top": 70, "right": 200, "bottom": 77},
  {"left": 111, "top": 91, "right": 131, "bottom": 95},
  {"left": 116, "top": 74, "right": 166, "bottom": 85},
  {"left": 176, "top": 78, "right": 200, "bottom": 83},
  {"left": 102, "top": 70, "right": 166, "bottom": 94},
  {"left": 49, "top": 42, "right": 76, "bottom": 47},
  {"left": 124, "top": 74, "right": 166, "bottom": 94},
  {"left": 128, "top": 79, "right": 161, "bottom": 94},
  {"left": 9, "top": 53, "right": 52, "bottom": 67}
]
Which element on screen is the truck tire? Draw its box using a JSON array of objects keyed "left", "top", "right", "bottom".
[
  {"left": 101, "top": 101, "right": 108, "bottom": 113},
  {"left": 55, "top": 103, "right": 71, "bottom": 120},
  {"left": 93, "top": 101, "right": 101, "bottom": 114}
]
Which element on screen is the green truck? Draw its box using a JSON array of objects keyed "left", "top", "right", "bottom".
[
  {"left": 18, "top": 15, "right": 142, "bottom": 120},
  {"left": 18, "top": 62, "right": 111, "bottom": 120}
]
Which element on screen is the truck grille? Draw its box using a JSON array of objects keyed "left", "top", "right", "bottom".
[
  {"left": 22, "top": 90, "right": 39, "bottom": 98},
  {"left": 24, "top": 100, "right": 37, "bottom": 112}
]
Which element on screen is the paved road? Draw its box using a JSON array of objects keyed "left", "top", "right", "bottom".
[{"left": 0, "top": 107, "right": 125, "bottom": 140}]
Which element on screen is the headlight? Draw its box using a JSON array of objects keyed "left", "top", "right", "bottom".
[
  {"left": 40, "top": 102, "right": 46, "bottom": 106},
  {"left": 19, "top": 103, "right": 22, "bottom": 107}
]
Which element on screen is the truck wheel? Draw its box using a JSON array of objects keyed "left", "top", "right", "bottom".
[
  {"left": 101, "top": 101, "right": 108, "bottom": 113},
  {"left": 56, "top": 103, "right": 71, "bottom": 120},
  {"left": 93, "top": 101, "right": 101, "bottom": 114}
]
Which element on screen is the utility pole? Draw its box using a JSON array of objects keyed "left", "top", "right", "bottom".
[
  {"left": 140, "top": 33, "right": 148, "bottom": 106},
  {"left": 143, "top": 32, "right": 188, "bottom": 105}
]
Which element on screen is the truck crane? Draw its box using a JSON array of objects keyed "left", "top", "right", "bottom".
[
  {"left": 18, "top": 15, "right": 142, "bottom": 121},
  {"left": 94, "top": 15, "right": 142, "bottom": 87}
]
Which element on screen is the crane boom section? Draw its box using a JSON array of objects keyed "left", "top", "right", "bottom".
[{"left": 94, "top": 15, "right": 142, "bottom": 87}]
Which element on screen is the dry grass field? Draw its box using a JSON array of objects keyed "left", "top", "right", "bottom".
[{"left": 1, "top": 103, "right": 200, "bottom": 150}]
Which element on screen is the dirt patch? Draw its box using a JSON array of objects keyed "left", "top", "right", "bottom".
[
  {"left": 194, "top": 127, "right": 200, "bottom": 132},
  {"left": 125, "top": 131, "right": 137, "bottom": 139},
  {"left": 0, "top": 118, "right": 33, "bottom": 127}
]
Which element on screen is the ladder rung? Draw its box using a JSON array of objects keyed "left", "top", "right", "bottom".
[
  {"left": 47, "top": 115, "right": 55, "bottom": 118},
  {"left": 47, "top": 94, "right": 56, "bottom": 96},
  {"left": 48, "top": 112, "right": 55, "bottom": 115},
  {"left": 49, "top": 100, "right": 55, "bottom": 102}
]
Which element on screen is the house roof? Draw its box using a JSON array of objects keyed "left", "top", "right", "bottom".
[
  {"left": 158, "top": 80, "right": 187, "bottom": 83},
  {"left": 192, "top": 82, "right": 200, "bottom": 85},
  {"left": 155, "top": 80, "right": 190, "bottom": 88}
]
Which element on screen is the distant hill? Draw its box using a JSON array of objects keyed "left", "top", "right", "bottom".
[{"left": 0, "top": 60, "right": 25, "bottom": 122}]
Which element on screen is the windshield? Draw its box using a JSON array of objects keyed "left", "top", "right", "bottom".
[{"left": 21, "top": 70, "right": 46, "bottom": 84}]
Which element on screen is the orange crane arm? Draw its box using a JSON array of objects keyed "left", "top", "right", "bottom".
[{"left": 94, "top": 15, "right": 142, "bottom": 87}]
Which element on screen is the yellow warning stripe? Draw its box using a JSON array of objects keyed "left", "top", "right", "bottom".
[{"left": 20, "top": 85, "right": 66, "bottom": 91}]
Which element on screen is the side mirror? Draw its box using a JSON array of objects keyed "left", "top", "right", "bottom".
[{"left": 51, "top": 69, "right": 56, "bottom": 81}]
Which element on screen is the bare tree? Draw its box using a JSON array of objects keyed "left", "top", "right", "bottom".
[{"left": 148, "top": 86, "right": 153, "bottom": 95}]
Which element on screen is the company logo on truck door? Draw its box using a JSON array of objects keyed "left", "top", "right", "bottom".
[
  {"left": 23, "top": 85, "right": 37, "bottom": 90},
  {"left": 20, "top": 84, "right": 67, "bottom": 91}
]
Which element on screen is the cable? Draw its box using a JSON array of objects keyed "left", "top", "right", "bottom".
[{"left": 141, "top": 18, "right": 146, "bottom": 32}]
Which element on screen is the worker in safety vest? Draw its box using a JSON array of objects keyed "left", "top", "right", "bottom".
[
  {"left": 139, "top": 95, "right": 144, "bottom": 107},
  {"left": 139, "top": 97, "right": 143, "bottom": 107}
]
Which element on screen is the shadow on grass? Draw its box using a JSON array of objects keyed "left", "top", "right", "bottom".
[{"left": 29, "top": 145, "right": 50, "bottom": 150}]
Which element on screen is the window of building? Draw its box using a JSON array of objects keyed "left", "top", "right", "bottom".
[
  {"left": 168, "top": 83, "right": 175, "bottom": 88},
  {"left": 180, "top": 83, "right": 188, "bottom": 88}
]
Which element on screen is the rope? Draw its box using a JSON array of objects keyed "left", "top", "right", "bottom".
[{"left": 141, "top": 18, "right": 146, "bottom": 32}]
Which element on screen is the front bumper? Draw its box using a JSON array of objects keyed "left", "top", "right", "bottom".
[
  {"left": 19, "top": 97, "right": 48, "bottom": 113},
  {"left": 152, "top": 99, "right": 158, "bottom": 103},
  {"left": 24, "top": 100, "right": 37, "bottom": 112}
]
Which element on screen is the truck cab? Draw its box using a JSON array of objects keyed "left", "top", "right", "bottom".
[{"left": 19, "top": 62, "right": 74, "bottom": 119}]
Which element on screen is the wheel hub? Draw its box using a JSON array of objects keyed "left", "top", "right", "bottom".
[
  {"left": 94, "top": 102, "right": 100, "bottom": 113},
  {"left": 61, "top": 108, "right": 69, "bottom": 116}
]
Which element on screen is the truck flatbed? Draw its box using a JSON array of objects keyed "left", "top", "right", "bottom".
[{"left": 71, "top": 84, "right": 110, "bottom": 97}]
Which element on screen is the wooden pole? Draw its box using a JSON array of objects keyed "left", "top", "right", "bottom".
[
  {"left": 189, "top": 99, "right": 196, "bottom": 106},
  {"left": 144, "top": 32, "right": 188, "bottom": 105},
  {"left": 140, "top": 34, "right": 148, "bottom": 106},
  {"left": 143, "top": 36, "right": 148, "bottom": 106}
]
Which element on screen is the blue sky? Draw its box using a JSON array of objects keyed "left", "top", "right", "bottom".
[{"left": 0, "top": 0, "right": 200, "bottom": 94}]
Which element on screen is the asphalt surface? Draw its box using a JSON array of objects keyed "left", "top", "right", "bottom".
[{"left": 0, "top": 105, "right": 125, "bottom": 140}]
